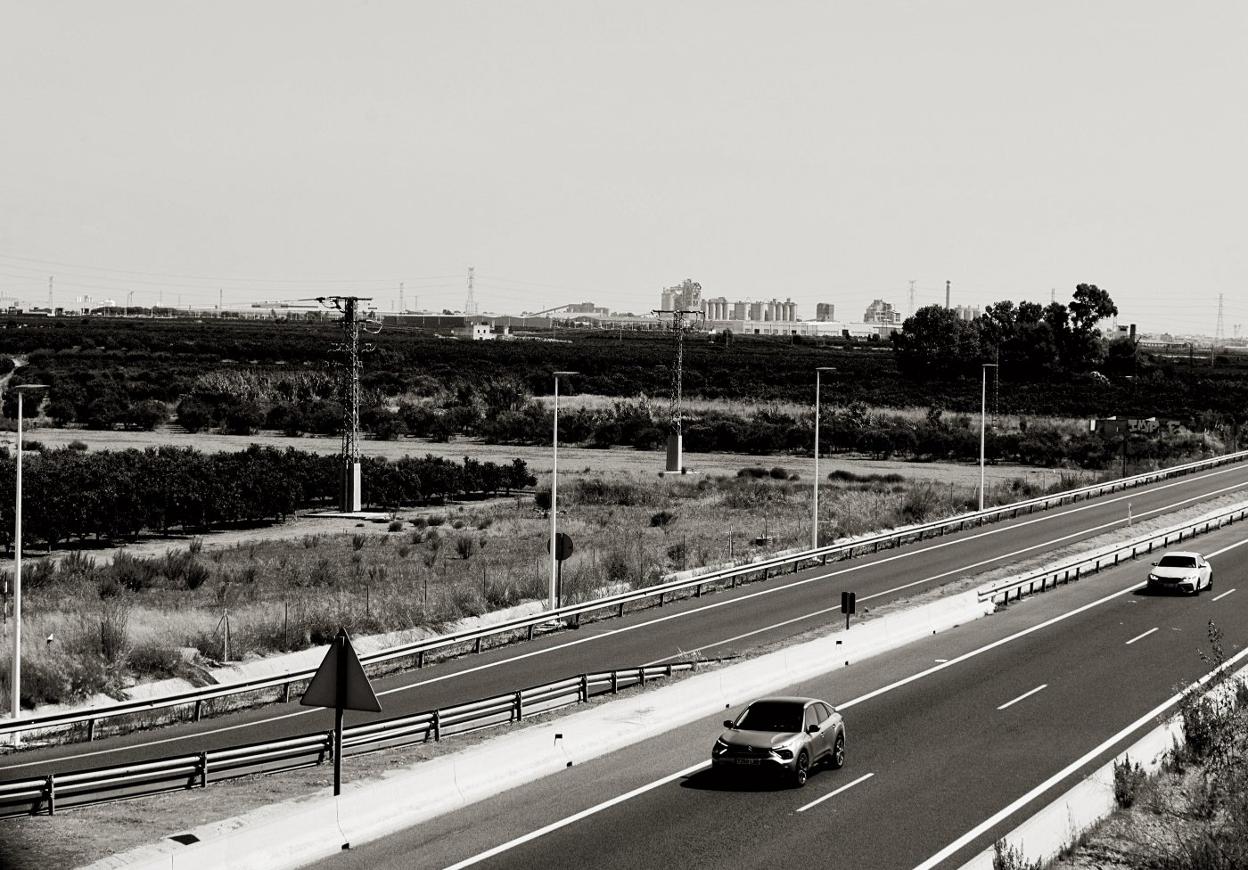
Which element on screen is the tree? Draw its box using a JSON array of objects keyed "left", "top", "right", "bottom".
[
  {"left": 891, "top": 305, "right": 982, "bottom": 378},
  {"left": 1069, "top": 284, "right": 1118, "bottom": 335}
]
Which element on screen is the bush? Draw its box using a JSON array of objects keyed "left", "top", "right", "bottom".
[
  {"left": 1113, "top": 756, "right": 1147, "bottom": 808},
  {"left": 737, "top": 467, "right": 768, "bottom": 479},
  {"left": 768, "top": 466, "right": 789, "bottom": 480},
  {"left": 454, "top": 535, "right": 478, "bottom": 560},
  {"left": 649, "top": 510, "right": 676, "bottom": 529},
  {"left": 351, "top": 534, "right": 367, "bottom": 551},
  {"left": 388, "top": 520, "right": 404, "bottom": 532},
  {"left": 128, "top": 642, "right": 183, "bottom": 679}
]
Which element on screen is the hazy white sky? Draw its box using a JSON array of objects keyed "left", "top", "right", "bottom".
[{"left": 1, "top": 1, "right": 1244, "bottom": 335}]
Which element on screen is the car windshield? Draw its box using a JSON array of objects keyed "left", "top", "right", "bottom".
[
  {"left": 736, "top": 701, "right": 804, "bottom": 733},
  {"left": 1157, "top": 555, "right": 1198, "bottom": 569}
]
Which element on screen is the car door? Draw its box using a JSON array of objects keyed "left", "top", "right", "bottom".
[{"left": 805, "top": 704, "right": 827, "bottom": 760}]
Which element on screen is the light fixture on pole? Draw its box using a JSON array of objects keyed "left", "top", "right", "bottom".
[
  {"left": 549, "top": 372, "right": 577, "bottom": 611},
  {"left": 979, "top": 364, "right": 998, "bottom": 511},
  {"left": 9, "top": 383, "right": 47, "bottom": 745},
  {"left": 813, "top": 367, "right": 836, "bottom": 549}
]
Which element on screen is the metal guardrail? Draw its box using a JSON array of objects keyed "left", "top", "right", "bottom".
[
  {"left": 0, "top": 660, "right": 707, "bottom": 819},
  {"left": 977, "top": 501, "right": 1248, "bottom": 605},
  {"left": 4, "top": 447, "right": 1247, "bottom": 744}
]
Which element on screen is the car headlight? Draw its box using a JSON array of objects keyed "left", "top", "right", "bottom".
[
  {"left": 1148, "top": 574, "right": 1159, "bottom": 581},
  {"left": 774, "top": 748, "right": 794, "bottom": 760},
  {"left": 713, "top": 739, "right": 728, "bottom": 754}
]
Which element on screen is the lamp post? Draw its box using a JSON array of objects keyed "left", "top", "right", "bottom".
[
  {"left": 549, "top": 372, "right": 576, "bottom": 611},
  {"left": 979, "top": 364, "right": 998, "bottom": 511},
  {"left": 813, "top": 367, "right": 836, "bottom": 549},
  {"left": 9, "top": 384, "right": 47, "bottom": 744}
]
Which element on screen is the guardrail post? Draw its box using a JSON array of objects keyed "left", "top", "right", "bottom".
[
  {"left": 322, "top": 730, "right": 334, "bottom": 764},
  {"left": 282, "top": 683, "right": 291, "bottom": 704},
  {"left": 87, "top": 718, "right": 97, "bottom": 742},
  {"left": 432, "top": 710, "right": 441, "bottom": 742},
  {"left": 580, "top": 674, "right": 589, "bottom": 702},
  {"left": 730, "top": 574, "right": 737, "bottom": 588},
  {"left": 639, "top": 667, "right": 647, "bottom": 688},
  {"left": 527, "top": 625, "right": 535, "bottom": 642},
  {"left": 611, "top": 670, "right": 619, "bottom": 694},
  {"left": 474, "top": 637, "right": 482, "bottom": 655},
  {"left": 658, "top": 592, "right": 665, "bottom": 607},
  {"left": 193, "top": 699, "right": 203, "bottom": 723},
  {"left": 618, "top": 602, "right": 625, "bottom": 618},
  {"left": 695, "top": 583, "right": 702, "bottom": 598},
  {"left": 417, "top": 650, "right": 425, "bottom": 668},
  {"left": 666, "top": 664, "right": 673, "bottom": 678},
  {"left": 514, "top": 690, "right": 523, "bottom": 721},
  {"left": 199, "top": 752, "right": 209, "bottom": 788},
  {"left": 45, "top": 774, "right": 55, "bottom": 816},
  {"left": 573, "top": 612, "right": 581, "bottom": 629}
]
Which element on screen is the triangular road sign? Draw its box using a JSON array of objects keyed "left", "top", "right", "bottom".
[{"left": 300, "top": 628, "right": 382, "bottom": 713}]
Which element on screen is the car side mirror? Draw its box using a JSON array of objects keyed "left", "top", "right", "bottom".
[
  {"left": 723, "top": 720, "right": 735, "bottom": 729},
  {"left": 1151, "top": 561, "right": 1158, "bottom": 566},
  {"left": 806, "top": 724, "right": 820, "bottom": 734}
]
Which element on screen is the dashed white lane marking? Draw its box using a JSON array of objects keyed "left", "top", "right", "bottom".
[
  {"left": 1125, "top": 627, "right": 1159, "bottom": 645},
  {"left": 440, "top": 760, "right": 710, "bottom": 870},
  {"left": 997, "top": 684, "right": 1048, "bottom": 711},
  {"left": 797, "top": 771, "right": 875, "bottom": 813},
  {"left": 1213, "top": 588, "right": 1236, "bottom": 602}
]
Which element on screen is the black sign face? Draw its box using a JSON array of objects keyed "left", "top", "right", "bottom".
[
  {"left": 841, "top": 591, "right": 857, "bottom": 615},
  {"left": 548, "top": 531, "right": 574, "bottom": 561}
]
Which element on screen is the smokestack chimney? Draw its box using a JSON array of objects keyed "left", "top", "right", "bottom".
[{"left": 945, "top": 280, "right": 951, "bottom": 310}]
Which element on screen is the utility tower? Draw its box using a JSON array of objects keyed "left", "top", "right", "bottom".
[
  {"left": 652, "top": 307, "right": 704, "bottom": 473},
  {"left": 465, "top": 266, "right": 478, "bottom": 315},
  {"left": 320, "top": 296, "right": 381, "bottom": 511},
  {"left": 399, "top": 281, "right": 405, "bottom": 313},
  {"left": 908, "top": 280, "right": 916, "bottom": 316},
  {"left": 1215, "top": 293, "right": 1225, "bottom": 345}
]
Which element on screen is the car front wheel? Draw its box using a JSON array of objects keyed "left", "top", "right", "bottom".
[
  {"left": 829, "top": 733, "right": 846, "bottom": 770},
  {"left": 793, "top": 751, "right": 810, "bottom": 788}
]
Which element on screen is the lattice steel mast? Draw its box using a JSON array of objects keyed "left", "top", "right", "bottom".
[
  {"left": 652, "top": 307, "right": 703, "bottom": 473},
  {"left": 320, "top": 296, "right": 380, "bottom": 511}
]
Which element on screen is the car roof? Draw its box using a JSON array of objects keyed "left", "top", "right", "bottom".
[
  {"left": 747, "top": 696, "right": 821, "bottom": 706},
  {"left": 1160, "top": 551, "right": 1203, "bottom": 558}
]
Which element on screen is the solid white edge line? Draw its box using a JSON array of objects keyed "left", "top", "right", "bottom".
[
  {"left": 1212, "top": 588, "right": 1236, "bottom": 602},
  {"left": 1124, "top": 627, "right": 1159, "bottom": 645},
  {"left": 796, "top": 771, "right": 875, "bottom": 813},
  {"left": 439, "top": 760, "right": 710, "bottom": 870},
  {"left": 911, "top": 643, "right": 1248, "bottom": 870},
  {"left": 996, "top": 684, "right": 1048, "bottom": 711}
]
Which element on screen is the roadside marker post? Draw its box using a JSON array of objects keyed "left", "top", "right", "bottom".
[
  {"left": 301, "top": 628, "right": 381, "bottom": 796},
  {"left": 841, "top": 591, "right": 856, "bottom": 631}
]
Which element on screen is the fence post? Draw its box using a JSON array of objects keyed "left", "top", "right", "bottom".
[
  {"left": 45, "top": 774, "right": 55, "bottom": 816},
  {"left": 199, "top": 751, "right": 209, "bottom": 789}
]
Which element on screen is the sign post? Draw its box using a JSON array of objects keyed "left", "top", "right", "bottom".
[
  {"left": 300, "top": 628, "right": 381, "bottom": 796},
  {"left": 547, "top": 532, "right": 574, "bottom": 609},
  {"left": 841, "top": 591, "right": 856, "bottom": 631}
]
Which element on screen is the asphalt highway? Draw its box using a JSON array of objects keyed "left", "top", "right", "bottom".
[
  {"left": 4, "top": 461, "right": 1248, "bottom": 784},
  {"left": 312, "top": 522, "right": 1248, "bottom": 870}
]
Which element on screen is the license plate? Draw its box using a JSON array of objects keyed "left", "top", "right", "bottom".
[{"left": 732, "top": 758, "right": 761, "bottom": 765}]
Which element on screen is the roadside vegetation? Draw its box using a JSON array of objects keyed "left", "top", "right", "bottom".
[
  {"left": 1044, "top": 622, "right": 1248, "bottom": 869},
  {"left": 0, "top": 466, "right": 1085, "bottom": 711}
]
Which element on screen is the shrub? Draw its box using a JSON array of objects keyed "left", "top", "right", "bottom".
[
  {"left": 128, "top": 642, "right": 183, "bottom": 679},
  {"left": 388, "top": 520, "right": 404, "bottom": 532},
  {"left": 68, "top": 439, "right": 88, "bottom": 452},
  {"left": 188, "top": 537, "right": 204, "bottom": 555},
  {"left": 352, "top": 533, "right": 367, "bottom": 551},
  {"left": 411, "top": 517, "right": 428, "bottom": 529},
  {"left": 476, "top": 517, "right": 494, "bottom": 530},
  {"left": 110, "top": 551, "right": 159, "bottom": 592},
  {"left": 991, "top": 840, "right": 1041, "bottom": 870},
  {"left": 736, "top": 467, "right": 768, "bottom": 479},
  {"left": 649, "top": 510, "right": 676, "bottom": 529},
  {"left": 454, "top": 535, "right": 478, "bottom": 560},
  {"left": 768, "top": 466, "right": 789, "bottom": 480},
  {"left": 427, "top": 516, "right": 446, "bottom": 527},
  {"left": 1113, "top": 756, "right": 1147, "bottom": 808}
]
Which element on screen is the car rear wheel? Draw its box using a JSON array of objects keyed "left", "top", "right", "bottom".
[
  {"left": 1208, "top": 571, "right": 1214, "bottom": 592},
  {"left": 829, "top": 733, "right": 846, "bottom": 770},
  {"left": 793, "top": 751, "right": 810, "bottom": 787}
]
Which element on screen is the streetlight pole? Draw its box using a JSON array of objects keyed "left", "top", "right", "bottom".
[
  {"left": 979, "top": 364, "right": 998, "bottom": 511},
  {"left": 9, "top": 384, "right": 47, "bottom": 744},
  {"left": 550, "top": 372, "right": 576, "bottom": 611},
  {"left": 813, "top": 367, "right": 836, "bottom": 549}
]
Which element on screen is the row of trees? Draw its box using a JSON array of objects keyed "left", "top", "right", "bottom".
[
  {"left": 0, "top": 445, "right": 535, "bottom": 550},
  {"left": 892, "top": 284, "right": 1122, "bottom": 378}
]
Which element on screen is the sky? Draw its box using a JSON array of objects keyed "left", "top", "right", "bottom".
[{"left": 1, "top": 1, "right": 1245, "bottom": 336}]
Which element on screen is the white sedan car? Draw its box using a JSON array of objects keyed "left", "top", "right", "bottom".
[{"left": 1147, "top": 551, "right": 1213, "bottom": 595}]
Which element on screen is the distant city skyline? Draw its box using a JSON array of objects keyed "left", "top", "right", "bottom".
[{"left": 2, "top": 2, "right": 1243, "bottom": 339}]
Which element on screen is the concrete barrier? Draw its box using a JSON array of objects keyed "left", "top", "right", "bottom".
[{"left": 93, "top": 590, "right": 993, "bottom": 870}]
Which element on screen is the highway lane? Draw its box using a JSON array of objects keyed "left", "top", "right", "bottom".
[
  {"left": 5, "top": 460, "right": 1248, "bottom": 779},
  {"left": 312, "top": 524, "right": 1248, "bottom": 870}
]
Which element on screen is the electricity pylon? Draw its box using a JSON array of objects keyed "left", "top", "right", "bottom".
[
  {"left": 319, "top": 296, "right": 381, "bottom": 511},
  {"left": 652, "top": 307, "right": 704, "bottom": 473}
]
